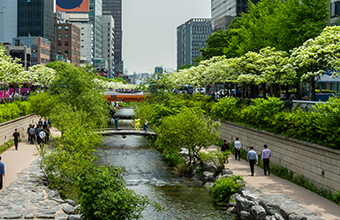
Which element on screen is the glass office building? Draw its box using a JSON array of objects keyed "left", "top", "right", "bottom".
[
  {"left": 102, "top": 0, "right": 123, "bottom": 73},
  {"left": 17, "top": 0, "right": 54, "bottom": 60}
]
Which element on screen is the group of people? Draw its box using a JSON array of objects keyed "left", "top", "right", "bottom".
[
  {"left": 27, "top": 118, "right": 51, "bottom": 146},
  {"left": 221, "top": 137, "right": 272, "bottom": 176},
  {"left": 113, "top": 117, "right": 148, "bottom": 132}
]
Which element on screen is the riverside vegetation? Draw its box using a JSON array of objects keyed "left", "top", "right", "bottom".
[
  {"left": 134, "top": 92, "right": 340, "bottom": 206},
  {"left": 27, "top": 62, "right": 161, "bottom": 220}
]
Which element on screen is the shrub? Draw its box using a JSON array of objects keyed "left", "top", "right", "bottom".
[
  {"left": 163, "top": 151, "right": 183, "bottom": 167},
  {"left": 211, "top": 176, "right": 243, "bottom": 203}
]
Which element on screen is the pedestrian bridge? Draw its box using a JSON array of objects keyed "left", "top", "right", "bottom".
[
  {"left": 103, "top": 94, "right": 145, "bottom": 102},
  {"left": 99, "top": 129, "right": 157, "bottom": 137}
]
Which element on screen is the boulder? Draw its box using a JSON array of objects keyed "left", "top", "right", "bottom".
[
  {"left": 47, "top": 189, "right": 60, "bottom": 199},
  {"left": 241, "top": 190, "right": 260, "bottom": 200},
  {"left": 65, "top": 199, "right": 77, "bottom": 207},
  {"left": 222, "top": 168, "right": 233, "bottom": 175},
  {"left": 250, "top": 205, "right": 267, "bottom": 220},
  {"left": 259, "top": 200, "right": 281, "bottom": 215},
  {"left": 227, "top": 207, "right": 237, "bottom": 214},
  {"left": 62, "top": 203, "right": 77, "bottom": 214},
  {"left": 203, "top": 182, "right": 214, "bottom": 191},
  {"left": 236, "top": 194, "right": 257, "bottom": 215},
  {"left": 67, "top": 215, "right": 82, "bottom": 220},
  {"left": 264, "top": 216, "right": 276, "bottom": 220},
  {"left": 228, "top": 201, "right": 237, "bottom": 207},
  {"left": 214, "top": 173, "right": 222, "bottom": 181},
  {"left": 203, "top": 161, "right": 217, "bottom": 173},
  {"left": 274, "top": 213, "right": 285, "bottom": 220},
  {"left": 203, "top": 171, "right": 215, "bottom": 183},
  {"left": 240, "top": 211, "right": 251, "bottom": 220},
  {"left": 288, "top": 214, "right": 307, "bottom": 220},
  {"left": 179, "top": 148, "right": 189, "bottom": 157},
  {"left": 280, "top": 208, "right": 295, "bottom": 220}
]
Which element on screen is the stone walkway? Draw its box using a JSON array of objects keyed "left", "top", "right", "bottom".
[{"left": 204, "top": 145, "right": 340, "bottom": 220}]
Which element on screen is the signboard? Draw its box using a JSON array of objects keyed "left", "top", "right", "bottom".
[{"left": 56, "top": 0, "right": 89, "bottom": 12}]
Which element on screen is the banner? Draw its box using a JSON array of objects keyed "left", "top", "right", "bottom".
[{"left": 56, "top": 0, "right": 89, "bottom": 12}]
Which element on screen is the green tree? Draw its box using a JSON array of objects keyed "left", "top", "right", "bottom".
[{"left": 154, "top": 108, "right": 220, "bottom": 165}]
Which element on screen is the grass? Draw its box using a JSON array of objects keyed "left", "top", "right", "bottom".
[{"left": 0, "top": 139, "right": 15, "bottom": 154}]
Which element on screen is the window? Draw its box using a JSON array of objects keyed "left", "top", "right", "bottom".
[
  {"left": 58, "top": 26, "right": 62, "bottom": 30},
  {"left": 65, "top": 49, "right": 69, "bottom": 55},
  {"left": 41, "top": 58, "right": 45, "bottom": 64},
  {"left": 65, "top": 41, "right": 69, "bottom": 46},
  {"left": 41, "top": 49, "right": 45, "bottom": 54},
  {"left": 46, "top": 51, "right": 49, "bottom": 56},
  {"left": 65, "top": 34, "right": 69, "bottom": 38},
  {"left": 57, "top": 50, "right": 61, "bottom": 54},
  {"left": 58, "top": 41, "right": 61, "bottom": 46},
  {"left": 57, "top": 34, "right": 61, "bottom": 39},
  {"left": 65, "top": 26, "right": 69, "bottom": 30},
  {"left": 42, "top": 39, "right": 45, "bottom": 45}
]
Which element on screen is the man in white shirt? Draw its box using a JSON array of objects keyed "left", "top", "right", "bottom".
[
  {"left": 234, "top": 137, "right": 241, "bottom": 161},
  {"left": 39, "top": 130, "right": 46, "bottom": 147}
]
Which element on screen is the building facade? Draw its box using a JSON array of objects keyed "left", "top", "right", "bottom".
[
  {"left": 102, "top": 0, "right": 123, "bottom": 73},
  {"left": 55, "top": 23, "right": 81, "bottom": 66},
  {"left": 12, "top": 36, "right": 50, "bottom": 66},
  {"left": 101, "top": 15, "right": 115, "bottom": 75},
  {"left": 17, "top": 0, "right": 55, "bottom": 60},
  {"left": 0, "top": 0, "right": 17, "bottom": 44},
  {"left": 211, "top": 0, "right": 259, "bottom": 31},
  {"left": 5, "top": 46, "right": 31, "bottom": 70},
  {"left": 89, "top": 0, "right": 103, "bottom": 59},
  {"left": 177, "top": 18, "right": 212, "bottom": 70}
]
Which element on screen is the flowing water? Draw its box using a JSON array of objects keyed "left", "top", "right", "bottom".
[{"left": 99, "top": 108, "right": 236, "bottom": 220}]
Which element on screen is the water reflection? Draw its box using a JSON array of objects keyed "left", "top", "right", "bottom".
[{"left": 99, "top": 135, "right": 236, "bottom": 220}]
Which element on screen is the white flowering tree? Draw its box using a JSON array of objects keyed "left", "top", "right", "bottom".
[
  {"left": 0, "top": 45, "right": 25, "bottom": 83},
  {"left": 290, "top": 26, "right": 340, "bottom": 100}
]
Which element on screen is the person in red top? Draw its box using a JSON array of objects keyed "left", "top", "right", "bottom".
[{"left": 262, "top": 144, "right": 272, "bottom": 176}]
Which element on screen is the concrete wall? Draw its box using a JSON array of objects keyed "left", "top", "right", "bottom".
[
  {"left": 0, "top": 115, "right": 40, "bottom": 146},
  {"left": 219, "top": 121, "right": 340, "bottom": 192}
]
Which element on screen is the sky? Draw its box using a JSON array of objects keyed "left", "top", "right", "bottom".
[{"left": 122, "top": 0, "right": 211, "bottom": 74}]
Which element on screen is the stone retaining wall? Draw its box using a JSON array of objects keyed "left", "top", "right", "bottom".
[
  {"left": 218, "top": 120, "right": 340, "bottom": 192},
  {"left": 0, "top": 115, "right": 40, "bottom": 146}
]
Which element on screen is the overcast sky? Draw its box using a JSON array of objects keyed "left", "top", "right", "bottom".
[{"left": 122, "top": 0, "right": 211, "bottom": 74}]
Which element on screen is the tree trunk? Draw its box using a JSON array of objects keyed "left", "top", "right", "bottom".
[{"left": 295, "top": 81, "right": 301, "bottom": 100}]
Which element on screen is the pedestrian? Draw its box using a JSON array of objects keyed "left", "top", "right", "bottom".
[
  {"left": 43, "top": 125, "right": 50, "bottom": 144},
  {"left": 234, "top": 137, "right": 241, "bottom": 160},
  {"left": 39, "top": 129, "right": 46, "bottom": 147},
  {"left": 44, "top": 119, "right": 49, "bottom": 127},
  {"left": 12, "top": 129, "right": 20, "bottom": 151},
  {"left": 29, "top": 125, "right": 35, "bottom": 144},
  {"left": 262, "top": 144, "right": 272, "bottom": 176},
  {"left": 35, "top": 125, "right": 42, "bottom": 145},
  {"left": 135, "top": 117, "right": 140, "bottom": 131},
  {"left": 247, "top": 147, "right": 258, "bottom": 176},
  {"left": 38, "top": 118, "right": 43, "bottom": 127},
  {"left": 27, "top": 124, "right": 31, "bottom": 142},
  {"left": 221, "top": 140, "right": 229, "bottom": 163},
  {"left": 143, "top": 119, "right": 148, "bottom": 132},
  {"left": 114, "top": 117, "right": 119, "bottom": 131},
  {"left": 0, "top": 156, "right": 5, "bottom": 190}
]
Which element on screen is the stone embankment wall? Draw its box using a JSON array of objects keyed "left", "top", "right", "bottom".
[
  {"left": 218, "top": 120, "right": 340, "bottom": 192},
  {"left": 0, "top": 115, "right": 40, "bottom": 146}
]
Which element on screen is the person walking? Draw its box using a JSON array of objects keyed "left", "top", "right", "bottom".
[
  {"left": 38, "top": 118, "right": 43, "bottom": 127},
  {"left": 0, "top": 156, "right": 5, "bottom": 190},
  {"left": 27, "top": 124, "right": 31, "bottom": 142},
  {"left": 12, "top": 129, "right": 20, "bottom": 151},
  {"left": 247, "top": 147, "right": 258, "bottom": 176},
  {"left": 262, "top": 144, "right": 272, "bottom": 175},
  {"left": 43, "top": 125, "right": 50, "bottom": 144},
  {"left": 234, "top": 138, "right": 241, "bottom": 160},
  {"left": 143, "top": 119, "right": 148, "bottom": 132},
  {"left": 39, "top": 129, "right": 46, "bottom": 147},
  {"left": 221, "top": 140, "right": 230, "bottom": 163},
  {"left": 114, "top": 117, "right": 119, "bottom": 132},
  {"left": 29, "top": 125, "right": 35, "bottom": 144},
  {"left": 135, "top": 117, "right": 140, "bottom": 131},
  {"left": 35, "top": 126, "right": 42, "bottom": 145}
]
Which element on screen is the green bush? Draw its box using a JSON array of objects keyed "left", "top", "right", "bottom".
[
  {"left": 0, "top": 140, "right": 15, "bottom": 154},
  {"left": 0, "top": 101, "right": 29, "bottom": 123},
  {"left": 211, "top": 176, "right": 244, "bottom": 203},
  {"left": 163, "top": 151, "right": 183, "bottom": 167}
]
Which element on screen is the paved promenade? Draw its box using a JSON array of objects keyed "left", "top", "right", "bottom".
[{"left": 205, "top": 145, "right": 340, "bottom": 220}]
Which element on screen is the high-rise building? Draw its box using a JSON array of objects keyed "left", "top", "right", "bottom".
[
  {"left": 17, "top": 0, "right": 55, "bottom": 60},
  {"left": 177, "top": 18, "right": 212, "bottom": 70},
  {"left": 102, "top": 15, "right": 115, "bottom": 75},
  {"left": 55, "top": 23, "right": 81, "bottom": 66},
  {"left": 211, "top": 0, "right": 259, "bottom": 31},
  {"left": 0, "top": 0, "right": 17, "bottom": 44},
  {"left": 89, "top": 0, "right": 103, "bottom": 59},
  {"left": 102, "top": 0, "right": 123, "bottom": 73}
]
